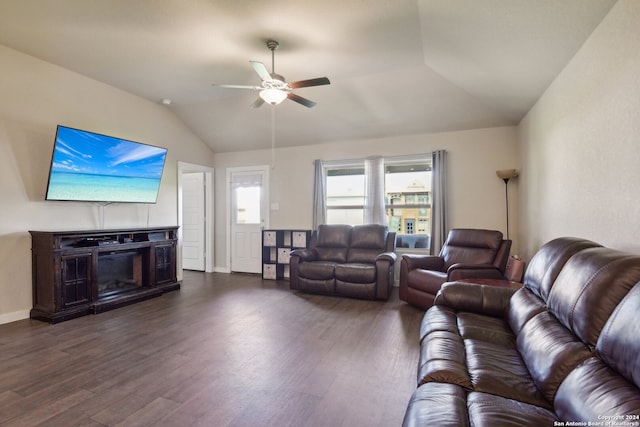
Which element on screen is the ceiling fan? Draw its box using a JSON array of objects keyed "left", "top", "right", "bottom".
[{"left": 213, "top": 40, "right": 330, "bottom": 108}]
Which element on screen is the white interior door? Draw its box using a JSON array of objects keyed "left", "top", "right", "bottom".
[
  {"left": 230, "top": 167, "right": 269, "bottom": 273},
  {"left": 182, "top": 172, "right": 205, "bottom": 271}
]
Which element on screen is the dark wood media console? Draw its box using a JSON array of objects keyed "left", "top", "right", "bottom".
[{"left": 29, "top": 226, "right": 180, "bottom": 323}]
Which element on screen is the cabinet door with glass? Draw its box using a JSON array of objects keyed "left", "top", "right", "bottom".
[
  {"left": 60, "top": 253, "right": 92, "bottom": 308},
  {"left": 155, "top": 243, "right": 176, "bottom": 285}
]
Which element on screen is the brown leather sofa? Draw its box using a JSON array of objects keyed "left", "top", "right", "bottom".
[
  {"left": 402, "top": 237, "right": 640, "bottom": 426},
  {"left": 399, "top": 228, "right": 511, "bottom": 309},
  {"left": 289, "top": 224, "right": 396, "bottom": 300}
]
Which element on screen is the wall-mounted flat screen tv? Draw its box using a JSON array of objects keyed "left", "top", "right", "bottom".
[{"left": 45, "top": 125, "right": 168, "bottom": 203}]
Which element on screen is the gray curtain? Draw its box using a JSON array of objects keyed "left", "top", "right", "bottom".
[
  {"left": 364, "top": 156, "right": 387, "bottom": 225},
  {"left": 430, "top": 150, "right": 447, "bottom": 254},
  {"left": 312, "top": 159, "right": 326, "bottom": 229}
]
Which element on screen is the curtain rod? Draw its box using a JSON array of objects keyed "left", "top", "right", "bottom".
[{"left": 313, "top": 152, "right": 434, "bottom": 165}]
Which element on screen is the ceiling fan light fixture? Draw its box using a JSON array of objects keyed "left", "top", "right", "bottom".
[
  {"left": 259, "top": 88, "right": 287, "bottom": 105},
  {"left": 213, "top": 39, "right": 330, "bottom": 108}
]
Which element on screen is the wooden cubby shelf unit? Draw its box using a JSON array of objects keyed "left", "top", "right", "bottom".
[
  {"left": 262, "top": 229, "right": 311, "bottom": 280},
  {"left": 29, "top": 226, "right": 180, "bottom": 323}
]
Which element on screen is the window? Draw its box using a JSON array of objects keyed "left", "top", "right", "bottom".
[
  {"left": 234, "top": 186, "right": 261, "bottom": 224},
  {"left": 384, "top": 158, "right": 431, "bottom": 249},
  {"left": 325, "top": 156, "right": 432, "bottom": 249},
  {"left": 326, "top": 166, "right": 365, "bottom": 225}
]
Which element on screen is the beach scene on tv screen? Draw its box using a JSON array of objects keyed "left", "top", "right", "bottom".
[{"left": 46, "top": 126, "right": 167, "bottom": 203}]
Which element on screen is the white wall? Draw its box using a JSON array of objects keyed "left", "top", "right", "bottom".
[
  {"left": 0, "top": 45, "right": 216, "bottom": 324},
  {"left": 213, "top": 126, "right": 520, "bottom": 271},
  {"left": 517, "top": 0, "right": 640, "bottom": 259}
]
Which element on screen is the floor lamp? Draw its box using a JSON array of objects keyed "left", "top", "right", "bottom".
[{"left": 496, "top": 169, "right": 519, "bottom": 240}]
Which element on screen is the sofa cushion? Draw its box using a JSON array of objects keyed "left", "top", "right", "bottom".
[
  {"left": 297, "top": 261, "right": 336, "bottom": 280},
  {"left": 334, "top": 263, "right": 376, "bottom": 283},
  {"left": 346, "top": 224, "right": 387, "bottom": 263},
  {"left": 350, "top": 224, "right": 387, "bottom": 248},
  {"left": 465, "top": 339, "right": 551, "bottom": 409},
  {"left": 457, "top": 312, "right": 516, "bottom": 348},
  {"left": 315, "top": 246, "right": 348, "bottom": 263},
  {"left": 596, "top": 281, "right": 640, "bottom": 388},
  {"left": 346, "top": 248, "right": 381, "bottom": 264},
  {"left": 507, "top": 288, "right": 546, "bottom": 335},
  {"left": 335, "top": 280, "right": 376, "bottom": 299},
  {"left": 297, "top": 277, "right": 335, "bottom": 294},
  {"left": 466, "top": 392, "right": 558, "bottom": 427},
  {"left": 522, "top": 237, "right": 601, "bottom": 302},
  {"left": 547, "top": 247, "right": 640, "bottom": 346},
  {"left": 316, "top": 224, "right": 352, "bottom": 247},
  {"left": 402, "top": 383, "right": 470, "bottom": 427},
  {"left": 516, "top": 311, "right": 592, "bottom": 403},
  {"left": 315, "top": 224, "right": 351, "bottom": 263},
  {"left": 553, "top": 358, "right": 640, "bottom": 423},
  {"left": 418, "top": 330, "right": 471, "bottom": 389},
  {"left": 419, "top": 305, "right": 459, "bottom": 342}
]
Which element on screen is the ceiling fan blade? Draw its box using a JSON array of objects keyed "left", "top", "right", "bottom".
[
  {"left": 250, "top": 97, "right": 265, "bottom": 109},
  {"left": 288, "top": 93, "right": 317, "bottom": 108},
  {"left": 289, "top": 77, "right": 331, "bottom": 89},
  {"left": 212, "top": 84, "right": 260, "bottom": 90},
  {"left": 250, "top": 61, "right": 273, "bottom": 82}
]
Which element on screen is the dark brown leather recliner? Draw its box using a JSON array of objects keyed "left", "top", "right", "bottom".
[
  {"left": 289, "top": 224, "right": 396, "bottom": 300},
  {"left": 399, "top": 228, "right": 511, "bottom": 309}
]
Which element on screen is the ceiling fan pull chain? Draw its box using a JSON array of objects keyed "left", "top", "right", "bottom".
[{"left": 271, "top": 106, "right": 276, "bottom": 169}]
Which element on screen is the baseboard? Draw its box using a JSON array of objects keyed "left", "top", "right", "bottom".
[{"left": 0, "top": 309, "right": 30, "bottom": 325}]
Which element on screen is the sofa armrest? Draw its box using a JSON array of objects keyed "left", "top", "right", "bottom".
[
  {"left": 434, "top": 282, "right": 517, "bottom": 317},
  {"left": 290, "top": 248, "right": 318, "bottom": 262},
  {"left": 376, "top": 251, "right": 397, "bottom": 264},
  {"left": 289, "top": 248, "right": 317, "bottom": 291},
  {"left": 401, "top": 254, "right": 444, "bottom": 272},
  {"left": 447, "top": 264, "right": 505, "bottom": 281},
  {"left": 375, "top": 252, "right": 397, "bottom": 301}
]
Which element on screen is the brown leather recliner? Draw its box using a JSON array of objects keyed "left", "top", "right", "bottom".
[
  {"left": 399, "top": 228, "right": 511, "bottom": 309},
  {"left": 289, "top": 224, "right": 396, "bottom": 300}
]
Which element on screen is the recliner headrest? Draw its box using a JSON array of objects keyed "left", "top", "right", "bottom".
[{"left": 445, "top": 229, "right": 503, "bottom": 250}]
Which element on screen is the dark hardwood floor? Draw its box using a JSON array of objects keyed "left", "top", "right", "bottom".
[{"left": 0, "top": 271, "right": 425, "bottom": 427}]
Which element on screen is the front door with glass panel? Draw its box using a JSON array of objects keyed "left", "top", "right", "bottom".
[{"left": 230, "top": 168, "right": 268, "bottom": 273}]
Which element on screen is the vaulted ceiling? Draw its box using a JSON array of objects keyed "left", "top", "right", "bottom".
[{"left": 0, "top": 0, "right": 617, "bottom": 152}]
